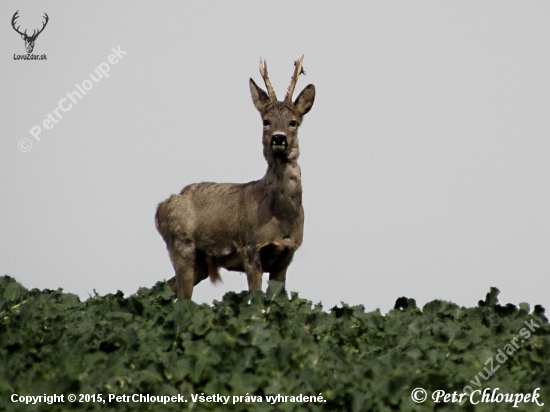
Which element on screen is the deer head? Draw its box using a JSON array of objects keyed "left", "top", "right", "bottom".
[
  {"left": 249, "top": 56, "right": 315, "bottom": 164},
  {"left": 12, "top": 11, "right": 49, "bottom": 54}
]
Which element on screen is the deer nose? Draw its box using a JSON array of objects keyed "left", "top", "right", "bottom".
[{"left": 271, "top": 134, "right": 287, "bottom": 146}]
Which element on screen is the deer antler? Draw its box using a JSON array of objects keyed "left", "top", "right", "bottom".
[
  {"left": 259, "top": 57, "right": 277, "bottom": 102},
  {"left": 11, "top": 11, "right": 49, "bottom": 39},
  {"left": 31, "top": 13, "right": 49, "bottom": 39},
  {"left": 11, "top": 11, "right": 26, "bottom": 37},
  {"left": 285, "top": 55, "right": 305, "bottom": 103}
]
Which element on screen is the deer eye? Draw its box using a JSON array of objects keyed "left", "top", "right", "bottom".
[
  {"left": 263, "top": 119, "right": 270, "bottom": 126},
  {"left": 289, "top": 120, "right": 297, "bottom": 127}
]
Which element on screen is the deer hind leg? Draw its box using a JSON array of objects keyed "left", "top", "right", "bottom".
[
  {"left": 193, "top": 249, "right": 210, "bottom": 286},
  {"left": 168, "top": 239, "right": 196, "bottom": 300},
  {"left": 167, "top": 276, "right": 177, "bottom": 293},
  {"left": 164, "top": 254, "right": 225, "bottom": 294}
]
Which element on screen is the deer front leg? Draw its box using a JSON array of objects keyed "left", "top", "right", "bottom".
[
  {"left": 269, "top": 267, "right": 287, "bottom": 283},
  {"left": 244, "top": 246, "right": 263, "bottom": 291},
  {"left": 269, "top": 249, "right": 294, "bottom": 284},
  {"left": 246, "top": 270, "right": 262, "bottom": 291}
]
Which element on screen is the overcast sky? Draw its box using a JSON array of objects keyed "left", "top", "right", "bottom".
[{"left": 1, "top": 2, "right": 549, "bottom": 313}]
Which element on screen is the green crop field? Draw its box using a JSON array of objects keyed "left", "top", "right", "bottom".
[{"left": 1, "top": 275, "right": 548, "bottom": 411}]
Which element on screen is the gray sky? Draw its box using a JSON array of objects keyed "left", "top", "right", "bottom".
[{"left": 1, "top": 2, "right": 549, "bottom": 313}]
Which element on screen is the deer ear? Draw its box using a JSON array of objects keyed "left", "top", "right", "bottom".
[
  {"left": 294, "top": 84, "right": 315, "bottom": 116},
  {"left": 249, "top": 78, "right": 270, "bottom": 113},
  {"left": 21, "top": 34, "right": 25, "bottom": 40}
]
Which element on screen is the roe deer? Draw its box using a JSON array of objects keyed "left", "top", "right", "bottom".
[{"left": 155, "top": 56, "right": 315, "bottom": 300}]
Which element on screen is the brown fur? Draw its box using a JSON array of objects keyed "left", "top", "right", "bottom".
[{"left": 156, "top": 59, "right": 315, "bottom": 300}]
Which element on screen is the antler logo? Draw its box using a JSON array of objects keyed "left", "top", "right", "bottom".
[{"left": 11, "top": 11, "right": 49, "bottom": 54}]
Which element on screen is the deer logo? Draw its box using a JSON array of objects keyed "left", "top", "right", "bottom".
[
  {"left": 156, "top": 56, "right": 315, "bottom": 300},
  {"left": 11, "top": 11, "right": 49, "bottom": 54}
]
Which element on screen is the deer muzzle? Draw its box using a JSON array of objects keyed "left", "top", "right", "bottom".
[{"left": 271, "top": 134, "right": 287, "bottom": 152}]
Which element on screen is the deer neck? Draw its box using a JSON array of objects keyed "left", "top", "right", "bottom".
[{"left": 262, "top": 147, "right": 302, "bottom": 222}]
